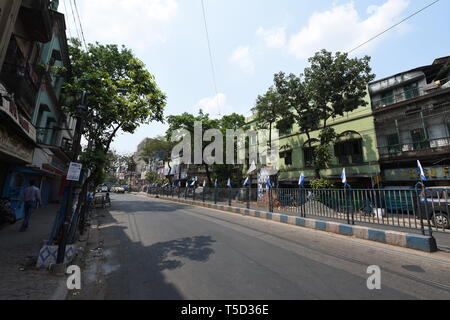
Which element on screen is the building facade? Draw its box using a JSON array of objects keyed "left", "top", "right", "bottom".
[
  {"left": 0, "top": 0, "right": 73, "bottom": 218},
  {"left": 369, "top": 56, "right": 450, "bottom": 187},
  {"left": 246, "top": 93, "right": 381, "bottom": 189}
]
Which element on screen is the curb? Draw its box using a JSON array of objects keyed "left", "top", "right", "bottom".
[{"left": 142, "top": 193, "right": 438, "bottom": 253}]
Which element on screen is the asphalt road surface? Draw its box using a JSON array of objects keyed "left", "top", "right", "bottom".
[{"left": 75, "top": 193, "right": 450, "bottom": 300}]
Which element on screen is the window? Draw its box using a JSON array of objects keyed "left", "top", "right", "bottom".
[
  {"left": 411, "top": 128, "right": 429, "bottom": 150},
  {"left": 386, "top": 133, "right": 400, "bottom": 154},
  {"left": 335, "top": 136, "right": 364, "bottom": 165},
  {"left": 280, "top": 150, "right": 293, "bottom": 166},
  {"left": 404, "top": 82, "right": 420, "bottom": 100},
  {"left": 279, "top": 124, "right": 293, "bottom": 136},
  {"left": 304, "top": 147, "right": 315, "bottom": 167},
  {"left": 381, "top": 91, "right": 394, "bottom": 106}
]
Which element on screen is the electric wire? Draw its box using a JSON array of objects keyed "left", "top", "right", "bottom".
[
  {"left": 201, "top": 0, "right": 221, "bottom": 117},
  {"left": 347, "top": 0, "right": 440, "bottom": 54}
]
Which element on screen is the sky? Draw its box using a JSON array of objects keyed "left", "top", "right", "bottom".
[{"left": 59, "top": 0, "right": 450, "bottom": 154}]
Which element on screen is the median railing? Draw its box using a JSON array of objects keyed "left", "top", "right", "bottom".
[{"left": 146, "top": 187, "right": 450, "bottom": 235}]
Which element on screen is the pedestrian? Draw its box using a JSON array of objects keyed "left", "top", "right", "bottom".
[{"left": 20, "top": 180, "right": 41, "bottom": 232}]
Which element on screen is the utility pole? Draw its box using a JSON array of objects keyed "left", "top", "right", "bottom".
[{"left": 56, "top": 93, "right": 87, "bottom": 265}]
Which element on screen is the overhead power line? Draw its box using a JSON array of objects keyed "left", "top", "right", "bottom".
[
  {"left": 62, "top": 0, "right": 72, "bottom": 39},
  {"left": 67, "top": 0, "right": 82, "bottom": 43},
  {"left": 201, "top": 0, "right": 222, "bottom": 116},
  {"left": 72, "top": 0, "right": 88, "bottom": 49},
  {"left": 347, "top": 0, "right": 440, "bottom": 54}
]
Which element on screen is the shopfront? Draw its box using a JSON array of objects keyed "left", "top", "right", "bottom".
[{"left": 383, "top": 166, "right": 450, "bottom": 187}]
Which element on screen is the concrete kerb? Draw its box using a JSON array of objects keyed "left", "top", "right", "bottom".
[{"left": 141, "top": 193, "right": 438, "bottom": 253}]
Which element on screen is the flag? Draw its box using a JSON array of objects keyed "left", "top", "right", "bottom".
[
  {"left": 186, "top": 181, "right": 189, "bottom": 188},
  {"left": 417, "top": 160, "right": 427, "bottom": 182},
  {"left": 243, "top": 177, "right": 250, "bottom": 187},
  {"left": 341, "top": 168, "right": 348, "bottom": 186},
  {"left": 247, "top": 160, "right": 257, "bottom": 174},
  {"left": 203, "top": 180, "right": 207, "bottom": 188},
  {"left": 298, "top": 173, "right": 305, "bottom": 187},
  {"left": 214, "top": 179, "right": 218, "bottom": 188},
  {"left": 191, "top": 179, "right": 196, "bottom": 187},
  {"left": 265, "top": 177, "right": 272, "bottom": 189},
  {"left": 227, "top": 178, "right": 232, "bottom": 188}
]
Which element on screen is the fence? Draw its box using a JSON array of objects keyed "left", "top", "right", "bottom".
[{"left": 146, "top": 187, "right": 450, "bottom": 235}]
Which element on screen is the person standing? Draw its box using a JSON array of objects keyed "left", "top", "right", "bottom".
[{"left": 20, "top": 180, "right": 41, "bottom": 232}]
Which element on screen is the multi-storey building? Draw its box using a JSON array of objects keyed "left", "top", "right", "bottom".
[
  {"left": 0, "top": 0, "right": 75, "bottom": 217},
  {"left": 369, "top": 56, "right": 450, "bottom": 187},
  {"left": 246, "top": 92, "right": 381, "bottom": 188}
]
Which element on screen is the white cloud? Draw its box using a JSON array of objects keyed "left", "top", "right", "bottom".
[
  {"left": 194, "top": 93, "right": 233, "bottom": 119},
  {"left": 230, "top": 46, "right": 256, "bottom": 73},
  {"left": 62, "top": 0, "right": 179, "bottom": 49},
  {"left": 256, "top": 26, "right": 286, "bottom": 48},
  {"left": 288, "top": 0, "right": 410, "bottom": 59}
]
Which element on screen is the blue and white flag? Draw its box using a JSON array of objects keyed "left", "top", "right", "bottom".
[
  {"left": 243, "top": 177, "right": 250, "bottom": 187},
  {"left": 227, "top": 178, "right": 232, "bottom": 188},
  {"left": 203, "top": 180, "right": 207, "bottom": 188},
  {"left": 214, "top": 179, "right": 218, "bottom": 188},
  {"left": 185, "top": 181, "right": 189, "bottom": 188},
  {"left": 341, "top": 168, "right": 348, "bottom": 186},
  {"left": 298, "top": 173, "right": 305, "bottom": 187},
  {"left": 417, "top": 160, "right": 427, "bottom": 182},
  {"left": 265, "top": 177, "right": 272, "bottom": 189}
]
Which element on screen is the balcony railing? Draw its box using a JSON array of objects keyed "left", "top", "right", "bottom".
[
  {"left": 372, "top": 78, "right": 450, "bottom": 110},
  {"left": 379, "top": 137, "right": 450, "bottom": 158}
]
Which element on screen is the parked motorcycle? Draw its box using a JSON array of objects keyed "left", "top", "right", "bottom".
[{"left": 0, "top": 198, "right": 17, "bottom": 227}]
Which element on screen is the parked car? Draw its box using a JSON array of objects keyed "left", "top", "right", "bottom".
[
  {"left": 417, "top": 187, "right": 450, "bottom": 229},
  {"left": 113, "top": 187, "right": 125, "bottom": 194}
]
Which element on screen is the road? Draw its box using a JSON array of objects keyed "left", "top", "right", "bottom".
[{"left": 74, "top": 193, "right": 450, "bottom": 300}]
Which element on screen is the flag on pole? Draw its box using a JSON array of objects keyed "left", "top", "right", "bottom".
[
  {"left": 243, "top": 177, "right": 250, "bottom": 187},
  {"left": 214, "top": 179, "right": 218, "bottom": 188},
  {"left": 298, "top": 173, "right": 305, "bottom": 187},
  {"left": 203, "top": 180, "right": 207, "bottom": 188},
  {"left": 186, "top": 181, "right": 189, "bottom": 188},
  {"left": 417, "top": 160, "right": 427, "bottom": 182},
  {"left": 265, "top": 177, "right": 272, "bottom": 189},
  {"left": 227, "top": 178, "right": 232, "bottom": 188},
  {"left": 247, "top": 160, "right": 257, "bottom": 174},
  {"left": 341, "top": 168, "right": 348, "bottom": 186}
]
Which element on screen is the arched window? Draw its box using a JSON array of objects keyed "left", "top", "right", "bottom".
[
  {"left": 303, "top": 139, "right": 319, "bottom": 168},
  {"left": 334, "top": 131, "right": 364, "bottom": 165}
]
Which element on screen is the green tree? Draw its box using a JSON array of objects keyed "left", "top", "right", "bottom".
[
  {"left": 303, "top": 50, "right": 375, "bottom": 177},
  {"left": 166, "top": 110, "right": 220, "bottom": 184},
  {"left": 62, "top": 39, "right": 166, "bottom": 187}
]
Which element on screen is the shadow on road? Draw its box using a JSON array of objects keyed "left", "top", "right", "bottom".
[
  {"left": 149, "top": 236, "right": 216, "bottom": 271},
  {"left": 79, "top": 194, "right": 217, "bottom": 300}
]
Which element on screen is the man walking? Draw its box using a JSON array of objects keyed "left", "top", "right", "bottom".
[{"left": 20, "top": 180, "right": 41, "bottom": 232}]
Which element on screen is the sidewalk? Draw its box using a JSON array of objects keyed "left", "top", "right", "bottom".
[{"left": 0, "top": 204, "right": 68, "bottom": 300}]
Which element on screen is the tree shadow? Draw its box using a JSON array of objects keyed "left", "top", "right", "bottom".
[{"left": 148, "top": 236, "right": 216, "bottom": 271}]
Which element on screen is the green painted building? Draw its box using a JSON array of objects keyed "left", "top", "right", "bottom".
[{"left": 247, "top": 92, "right": 381, "bottom": 188}]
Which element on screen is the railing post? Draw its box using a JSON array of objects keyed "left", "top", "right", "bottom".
[
  {"left": 228, "top": 188, "right": 232, "bottom": 207},
  {"left": 247, "top": 185, "right": 251, "bottom": 209},
  {"left": 214, "top": 186, "right": 218, "bottom": 205},
  {"left": 203, "top": 185, "right": 206, "bottom": 203}
]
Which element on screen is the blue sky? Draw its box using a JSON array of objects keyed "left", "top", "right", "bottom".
[{"left": 60, "top": 0, "right": 450, "bottom": 154}]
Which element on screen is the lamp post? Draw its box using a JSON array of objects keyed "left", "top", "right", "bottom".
[{"left": 56, "top": 93, "right": 87, "bottom": 265}]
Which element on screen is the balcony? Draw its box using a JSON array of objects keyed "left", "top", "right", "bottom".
[
  {"left": 37, "top": 128, "right": 74, "bottom": 161},
  {"left": 19, "top": 0, "right": 52, "bottom": 43},
  {"left": 1, "top": 64, "right": 40, "bottom": 118},
  {"left": 378, "top": 137, "right": 450, "bottom": 162},
  {"left": 372, "top": 79, "right": 450, "bottom": 111}
]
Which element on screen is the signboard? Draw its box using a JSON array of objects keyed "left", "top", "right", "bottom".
[
  {"left": 67, "top": 162, "right": 82, "bottom": 182},
  {"left": 0, "top": 124, "right": 34, "bottom": 163},
  {"left": 384, "top": 166, "right": 450, "bottom": 182}
]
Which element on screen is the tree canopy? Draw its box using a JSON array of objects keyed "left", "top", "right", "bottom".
[{"left": 62, "top": 39, "right": 166, "bottom": 185}]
